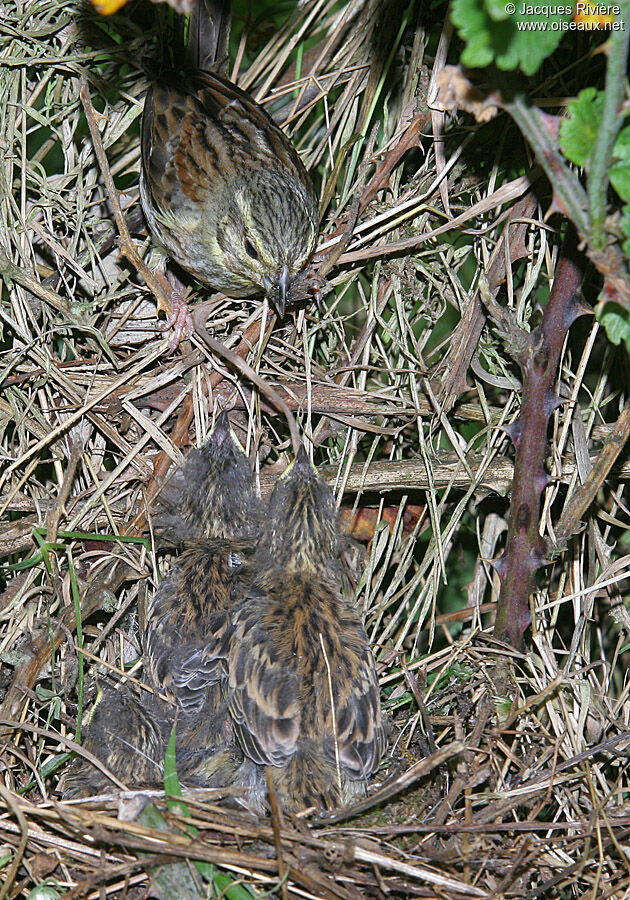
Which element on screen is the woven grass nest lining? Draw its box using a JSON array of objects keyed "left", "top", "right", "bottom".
[{"left": 2, "top": 0, "right": 630, "bottom": 897}]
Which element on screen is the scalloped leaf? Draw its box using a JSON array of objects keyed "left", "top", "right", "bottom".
[
  {"left": 610, "top": 127, "right": 630, "bottom": 203},
  {"left": 451, "top": 0, "right": 571, "bottom": 75},
  {"left": 559, "top": 87, "right": 604, "bottom": 167},
  {"left": 599, "top": 300, "right": 630, "bottom": 349}
]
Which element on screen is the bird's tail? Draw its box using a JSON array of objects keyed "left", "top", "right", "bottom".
[
  {"left": 270, "top": 749, "right": 342, "bottom": 812},
  {"left": 186, "top": 0, "right": 232, "bottom": 74}
]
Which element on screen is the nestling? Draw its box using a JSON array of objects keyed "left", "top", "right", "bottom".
[
  {"left": 140, "top": 0, "right": 319, "bottom": 321},
  {"left": 63, "top": 413, "right": 260, "bottom": 798},
  {"left": 62, "top": 427, "right": 386, "bottom": 811},
  {"left": 221, "top": 447, "right": 386, "bottom": 811},
  {"left": 62, "top": 684, "right": 168, "bottom": 798},
  {"left": 145, "top": 412, "right": 262, "bottom": 771},
  {"left": 154, "top": 409, "right": 261, "bottom": 544}
]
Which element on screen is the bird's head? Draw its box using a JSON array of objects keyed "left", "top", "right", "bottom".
[
  {"left": 264, "top": 446, "right": 339, "bottom": 573},
  {"left": 217, "top": 173, "right": 318, "bottom": 317},
  {"left": 182, "top": 411, "right": 261, "bottom": 539}
]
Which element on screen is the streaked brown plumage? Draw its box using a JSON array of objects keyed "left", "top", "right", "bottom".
[
  {"left": 63, "top": 423, "right": 385, "bottom": 810},
  {"left": 215, "top": 447, "right": 386, "bottom": 811},
  {"left": 155, "top": 411, "right": 261, "bottom": 544},
  {"left": 140, "top": 0, "right": 319, "bottom": 318},
  {"left": 145, "top": 413, "right": 261, "bottom": 773},
  {"left": 63, "top": 413, "right": 260, "bottom": 798},
  {"left": 62, "top": 685, "right": 168, "bottom": 798}
]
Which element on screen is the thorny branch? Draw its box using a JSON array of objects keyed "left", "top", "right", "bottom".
[{"left": 492, "top": 229, "right": 588, "bottom": 649}]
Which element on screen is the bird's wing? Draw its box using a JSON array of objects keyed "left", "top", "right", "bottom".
[
  {"left": 169, "top": 617, "right": 230, "bottom": 715},
  {"left": 191, "top": 70, "right": 315, "bottom": 188},
  {"left": 142, "top": 67, "right": 317, "bottom": 235},
  {"left": 329, "top": 635, "right": 386, "bottom": 779},
  {"left": 227, "top": 594, "right": 300, "bottom": 767},
  {"left": 141, "top": 81, "right": 212, "bottom": 225},
  {"left": 145, "top": 570, "right": 231, "bottom": 715}
]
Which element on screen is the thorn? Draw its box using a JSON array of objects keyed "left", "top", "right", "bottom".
[
  {"left": 534, "top": 471, "right": 551, "bottom": 493},
  {"left": 564, "top": 292, "right": 593, "bottom": 327},
  {"left": 543, "top": 392, "right": 564, "bottom": 418},
  {"left": 530, "top": 547, "right": 550, "bottom": 568},
  {"left": 502, "top": 421, "right": 523, "bottom": 446}
]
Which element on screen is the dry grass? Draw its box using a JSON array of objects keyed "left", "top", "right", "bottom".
[{"left": 1, "top": 0, "right": 630, "bottom": 897}]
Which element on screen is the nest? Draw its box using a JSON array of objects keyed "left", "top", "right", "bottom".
[{"left": 1, "top": 0, "right": 629, "bottom": 896}]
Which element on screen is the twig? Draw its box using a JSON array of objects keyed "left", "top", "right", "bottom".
[
  {"left": 437, "top": 192, "right": 539, "bottom": 407},
  {"left": 0, "top": 782, "right": 28, "bottom": 900},
  {"left": 45, "top": 437, "right": 85, "bottom": 547},
  {"left": 333, "top": 171, "right": 536, "bottom": 264},
  {"left": 266, "top": 768, "right": 289, "bottom": 900},
  {"left": 134, "top": 316, "right": 273, "bottom": 522},
  {"left": 501, "top": 94, "right": 630, "bottom": 310},
  {"left": 588, "top": 0, "right": 630, "bottom": 250},
  {"left": 193, "top": 319, "right": 301, "bottom": 454},
  {"left": 318, "top": 122, "right": 380, "bottom": 280},
  {"left": 79, "top": 76, "right": 172, "bottom": 316},
  {"left": 555, "top": 403, "right": 630, "bottom": 545},
  {"left": 402, "top": 658, "right": 436, "bottom": 754}
]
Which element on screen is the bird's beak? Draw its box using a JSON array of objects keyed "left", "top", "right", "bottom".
[{"left": 273, "top": 265, "right": 291, "bottom": 318}]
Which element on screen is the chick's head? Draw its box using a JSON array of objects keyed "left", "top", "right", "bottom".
[
  {"left": 183, "top": 412, "right": 260, "bottom": 539},
  {"left": 264, "top": 446, "right": 338, "bottom": 573},
  {"left": 157, "top": 412, "right": 260, "bottom": 544}
]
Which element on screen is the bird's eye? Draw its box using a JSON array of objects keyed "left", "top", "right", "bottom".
[{"left": 244, "top": 239, "right": 259, "bottom": 260}]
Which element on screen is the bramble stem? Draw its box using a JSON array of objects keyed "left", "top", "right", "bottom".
[{"left": 494, "top": 231, "right": 586, "bottom": 650}]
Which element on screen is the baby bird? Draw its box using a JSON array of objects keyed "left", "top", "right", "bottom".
[
  {"left": 62, "top": 684, "right": 168, "bottom": 798},
  {"left": 154, "top": 410, "right": 260, "bottom": 545},
  {"left": 63, "top": 413, "right": 260, "bottom": 798},
  {"left": 145, "top": 412, "right": 261, "bottom": 772},
  {"left": 223, "top": 447, "right": 386, "bottom": 811}
]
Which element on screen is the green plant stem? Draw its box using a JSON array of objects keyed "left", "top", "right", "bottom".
[
  {"left": 69, "top": 550, "right": 84, "bottom": 745},
  {"left": 503, "top": 91, "right": 630, "bottom": 310},
  {"left": 588, "top": 1, "right": 630, "bottom": 250},
  {"left": 506, "top": 94, "right": 590, "bottom": 236}
]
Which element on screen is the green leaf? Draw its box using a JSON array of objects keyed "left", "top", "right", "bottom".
[
  {"left": 451, "top": 0, "right": 571, "bottom": 75},
  {"left": 69, "top": 548, "right": 84, "bottom": 744},
  {"left": 26, "top": 887, "right": 61, "bottom": 900},
  {"left": 610, "top": 127, "right": 630, "bottom": 203},
  {"left": 559, "top": 87, "right": 604, "bottom": 166},
  {"left": 163, "top": 725, "right": 189, "bottom": 812},
  {"left": 161, "top": 734, "right": 258, "bottom": 896},
  {"left": 599, "top": 301, "right": 630, "bottom": 348},
  {"left": 35, "top": 686, "right": 59, "bottom": 702},
  {"left": 214, "top": 872, "right": 261, "bottom": 899},
  {"left": 137, "top": 804, "right": 205, "bottom": 900}
]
